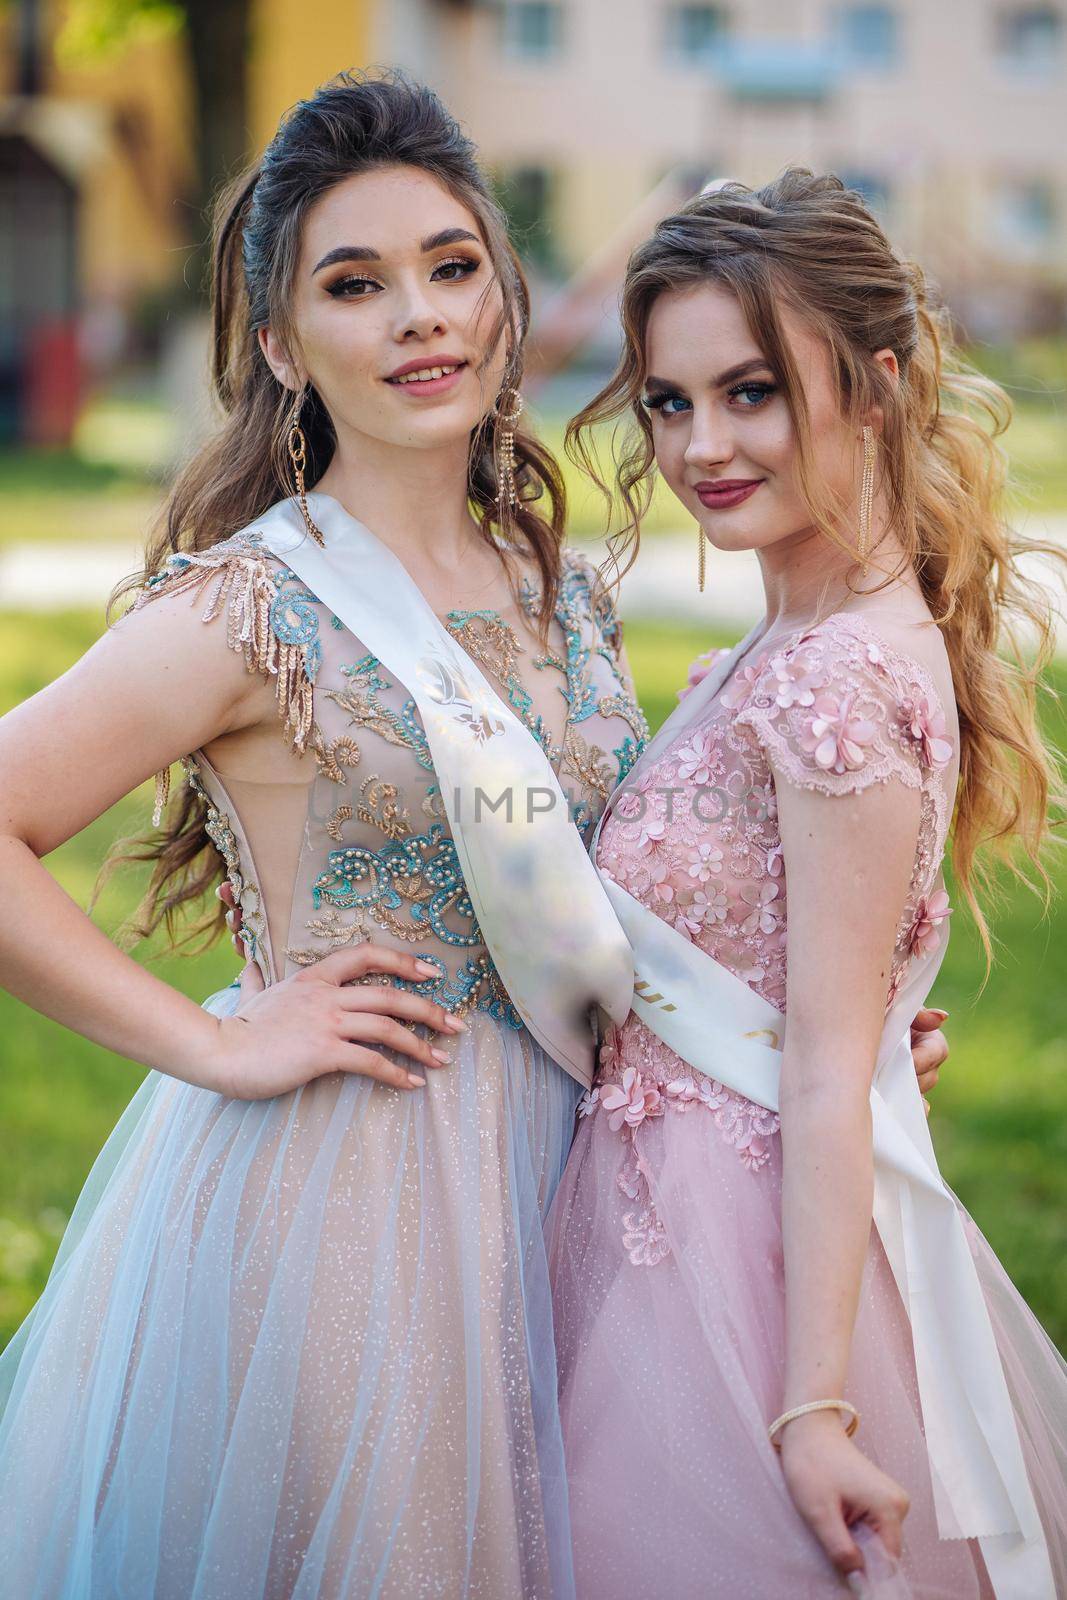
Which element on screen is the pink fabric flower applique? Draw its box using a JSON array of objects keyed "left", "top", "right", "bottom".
[
  {"left": 686, "top": 842, "right": 724, "bottom": 880},
  {"left": 900, "top": 694, "right": 954, "bottom": 769},
  {"left": 599, "top": 1068, "right": 664, "bottom": 1132},
  {"left": 739, "top": 880, "right": 782, "bottom": 937},
  {"left": 675, "top": 729, "right": 718, "bottom": 787},
  {"left": 908, "top": 888, "right": 952, "bottom": 955},
  {"left": 720, "top": 652, "right": 770, "bottom": 711},
  {"left": 799, "top": 690, "right": 877, "bottom": 774},
  {"left": 770, "top": 650, "right": 823, "bottom": 710},
  {"left": 678, "top": 646, "right": 729, "bottom": 702}
]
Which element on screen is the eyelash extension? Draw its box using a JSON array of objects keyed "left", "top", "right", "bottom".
[
  {"left": 326, "top": 255, "right": 480, "bottom": 299},
  {"left": 326, "top": 275, "right": 382, "bottom": 298},
  {"left": 640, "top": 391, "right": 684, "bottom": 413},
  {"left": 433, "top": 254, "right": 480, "bottom": 278},
  {"left": 640, "top": 379, "right": 778, "bottom": 413},
  {"left": 727, "top": 379, "right": 777, "bottom": 404}
]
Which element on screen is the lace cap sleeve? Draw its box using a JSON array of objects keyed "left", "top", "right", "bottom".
[
  {"left": 132, "top": 530, "right": 320, "bottom": 758},
  {"left": 733, "top": 617, "right": 955, "bottom": 799}
]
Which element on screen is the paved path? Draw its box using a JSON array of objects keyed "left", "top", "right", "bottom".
[{"left": 3, "top": 518, "right": 1065, "bottom": 652}]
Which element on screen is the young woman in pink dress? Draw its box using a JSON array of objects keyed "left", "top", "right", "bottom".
[{"left": 548, "top": 171, "right": 1067, "bottom": 1598}]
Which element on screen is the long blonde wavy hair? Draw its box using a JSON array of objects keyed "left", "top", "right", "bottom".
[{"left": 568, "top": 168, "right": 1065, "bottom": 959}]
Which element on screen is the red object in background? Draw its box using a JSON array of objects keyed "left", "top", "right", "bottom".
[{"left": 23, "top": 318, "right": 83, "bottom": 446}]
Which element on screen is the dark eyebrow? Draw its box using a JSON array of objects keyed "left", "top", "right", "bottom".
[
  {"left": 312, "top": 245, "right": 380, "bottom": 273},
  {"left": 420, "top": 227, "right": 481, "bottom": 252},
  {"left": 713, "top": 357, "right": 774, "bottom": 387},
  {"left": 644, "top": 358, "right": 773, "bottom": 392},
  {"left": 312, "top": 228, "right": 481, "bottom": 275}
]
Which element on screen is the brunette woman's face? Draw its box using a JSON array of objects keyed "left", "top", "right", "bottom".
[
  {"left": 259, "top": 165, "right": 508, "bottom": 452},
  {"left": 642, "top": 282, "right": 865, "bottom": 554}
]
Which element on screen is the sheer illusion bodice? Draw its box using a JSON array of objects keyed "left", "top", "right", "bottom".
[{"left": 149, "top": 528, "right": 647, "bottom": 1016}]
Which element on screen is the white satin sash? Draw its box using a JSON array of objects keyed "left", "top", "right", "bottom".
[
  {"left": 590, "top": 631, "right": 1055, "bottom": 1599},
  {"left": 250, "top": 492, "right": 635, "bottom": 1089}
]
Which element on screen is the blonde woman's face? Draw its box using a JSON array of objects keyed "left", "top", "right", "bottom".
[
  {"left": 642, "top": 282, "right": 862, "bottom": 554},
  {"left": 260, "top": 164, "right": 508, "bottom": 452}
]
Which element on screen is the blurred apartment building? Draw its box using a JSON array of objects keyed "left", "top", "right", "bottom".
[
  {"left": 1, "top": 0, "right": 1064, "bottom": 441},
  {"left": 394, "top": 0, "right": 1067, "bottom": 339}
]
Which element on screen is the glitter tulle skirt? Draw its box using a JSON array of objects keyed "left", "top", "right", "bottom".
[
  {"left": 547, "top": 1031, "right": 1067, "bottom": 1600},
  {"left": 0, "top": 985, "right": 582, "bottom": 1600}
]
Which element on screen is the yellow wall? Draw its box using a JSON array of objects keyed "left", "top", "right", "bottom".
[
  {"left": 54, "top": 33, "right": 195, "bottom": 304},
  {"left": 249, "top": 0, "right": 372, "bottom": 152},
  {"left": 0, "top": 0, "right": 372, "bottom": 309}
]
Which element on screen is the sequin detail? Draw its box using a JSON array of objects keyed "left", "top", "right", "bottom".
[
  {"left": 182, "top": 755, "right": 267, "bottom": 963},
  {"left": 143, "top": 539, "right": 646, "bottom": 1033}
]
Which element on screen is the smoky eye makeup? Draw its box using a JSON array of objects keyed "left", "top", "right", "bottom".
[
  {"left": 430, "top": 253, "right": 482, "bottom": 281},
  {"left": 322, "top": 253, "right": 482, "bottom": 300},
  {"left": 324, "top": 273, "right": 383, "bottom": 299}
]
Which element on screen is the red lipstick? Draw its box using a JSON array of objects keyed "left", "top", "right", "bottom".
[{"left": 694, "top": 479, "right": 762, "bottom": 510}]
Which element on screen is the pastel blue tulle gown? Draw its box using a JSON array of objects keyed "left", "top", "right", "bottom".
[{"left": 0, "top": 530, "right": 648, "bottom": 1599}]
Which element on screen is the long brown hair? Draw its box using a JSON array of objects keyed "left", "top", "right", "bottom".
[
  {"left": 98, "top": 69, "right": 567, "bottom": 955},
  {"left": 569, "top": 168, "right": 1064, "bottom": 958}
]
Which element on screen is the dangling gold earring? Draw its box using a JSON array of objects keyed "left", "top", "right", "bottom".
[
  {"left": 494, "top": 386, "right": 524, "bottom": 522},
  {"left": 287, "top": 386, "right": 326, "bottom": 548},
  {"left": 697, "top": 524, "right": 706, "bottom": 593},
  {"left": 858, "top": 423, "right": 876, "bottom": 576}
]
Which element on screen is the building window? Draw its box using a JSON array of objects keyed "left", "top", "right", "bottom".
[
  {"left": 838, "top": 171, "right": 892, "bottom": 217},
  {"left": 995, "top": 6, "right": 1063, "bottom": 67},
  {"left": 494, "top": 166, "right": 557, "bottom": 270},
  {"left": 994, "top": 178, "right": 1057, "bottom": 252},
  {"left": 665, "top": 4, "right": 729, "bottom": 63},
  {"left": 836, "top": 5, "right": 899, "bottom": 67},
  {"left": 500, "top": 1, "right": 564, "bottom": 62}
]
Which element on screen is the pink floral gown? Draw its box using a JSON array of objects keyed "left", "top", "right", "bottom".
[{"left": 547, "top": 612, "right": 1067, "bottom": 1599}]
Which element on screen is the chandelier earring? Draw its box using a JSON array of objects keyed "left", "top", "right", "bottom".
[
  {"left": 697, "top": 524, "right": 706, "bottom": 593},
  {"left": 494, "top": 385, "right": 524, "bottom": 523},
  {"left": 857, "top": 423, "right": 877, "bottom": 577},
  {"left": 286, "top": 385, "right": 326, "bottom": 549}
]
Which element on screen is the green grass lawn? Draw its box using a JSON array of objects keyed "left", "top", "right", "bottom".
[{"left": 0, "top": 609, "right": 1065, "bottom": 1355}]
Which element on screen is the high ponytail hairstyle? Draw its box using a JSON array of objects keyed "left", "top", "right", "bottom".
[
  {"left": 569, "top": 168, "right": 1065, "bottom": 958},
  {"left": 98, "top": 68, "right": 567, "bottom": 954}
]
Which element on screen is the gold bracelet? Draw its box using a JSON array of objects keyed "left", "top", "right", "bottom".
[{"left": 768, "top": 1399, "right": 860, "bottom": 1451}]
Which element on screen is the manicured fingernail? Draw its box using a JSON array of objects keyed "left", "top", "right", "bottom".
[
  {"left": 406, "top": 1073, "right": 426, "bottom": 1088},
  {"left": 931, "top": 1009, "right": 949, "bottom": 1020},
  {"left": 214, "top": 885, "right": 224, "bottom": 900},
  {"left": 443, "top": 1016, "right": 467, "bottom": 1033},
  {"left": 431, "top": 1048, "right": 451, "bottom": 1064},
  {"left": 415, "top": 961, "right": 437, "bottom": 977}
]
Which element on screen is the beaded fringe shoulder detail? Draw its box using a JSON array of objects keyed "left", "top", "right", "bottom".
[{"left": 134, "top": 532, "right": 317, "bottom": 820}]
